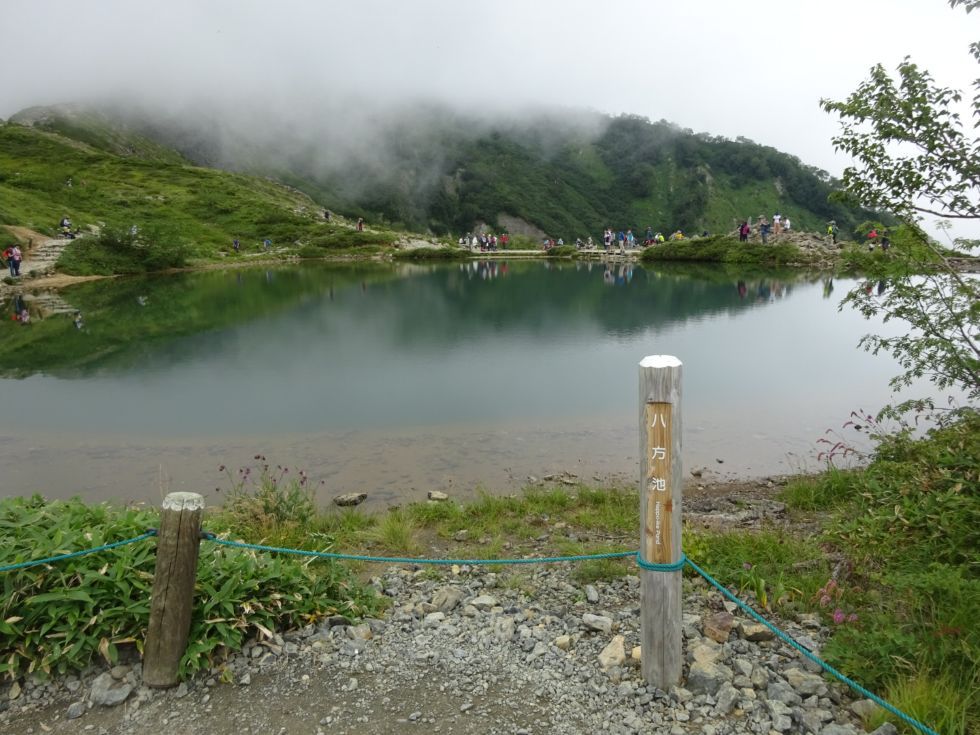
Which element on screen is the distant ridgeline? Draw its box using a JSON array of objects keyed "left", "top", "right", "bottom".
[{"left": 6, "top": 104, "right": 875, "bottom": 240}]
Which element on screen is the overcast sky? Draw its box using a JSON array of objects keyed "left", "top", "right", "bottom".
[{"left": 2, "top": 1, "right": 977, "bottom": 229}]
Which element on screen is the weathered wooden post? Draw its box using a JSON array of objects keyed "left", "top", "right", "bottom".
[
  {"left": 143, "top": 492, "right": 204, "bottom": 688},
  {"left": 639, "top": 355, "right": 683, "bottom": 689}
]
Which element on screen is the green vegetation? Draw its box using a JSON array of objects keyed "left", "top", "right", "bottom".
[
  {"left": 0, "top": 494, "right": 380, "bottom": 681},
  {"left": 780, "top": 415, "right": 979, "bottom": 734},
  {"left": 0, "top": 122, "right": 398, "bottom": 274},
  {"left": 640, "top": 235, "right": 816, "bottom": 266},
  {"left": 392, "top": 246, "right": 471, "bottom": 261},
  {"left": 6, "top": 105, "right": 878, "bottom": 244},
  {"left": 57, "top": 223, "right": 190, "bottom": 275}
]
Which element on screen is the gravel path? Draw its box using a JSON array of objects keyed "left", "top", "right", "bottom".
[{"left": 1, "top": 558, "right": 895, "bottom": 735}]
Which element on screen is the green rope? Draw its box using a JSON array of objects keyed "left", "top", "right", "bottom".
[
  {"left": 684, "top": 556, "right": 939, "bottom": 735},
  {"left": 635, "top": 553, "right": 686, "bottom": 572},
  {"left": 0, "top": 530, "right": 158, "bottom": 573},
  {"left": 202, "top": 534, "right": 635, "bottom": 565},
  {"left": 203, "top": 532, "right": 935, "bottom": 734}
]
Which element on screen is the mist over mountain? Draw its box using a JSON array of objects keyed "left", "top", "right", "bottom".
[{"left": 7, "top": 98, "right": 873, "bottom": 239}]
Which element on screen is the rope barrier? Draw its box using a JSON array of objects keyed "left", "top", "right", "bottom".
[
  {"left": 202, "top": 533, "right": 937, "bottom": 735},
  {"left": 0, "top": 530, "right": 157, "bottom": 573},
  {"left": 684, "top": 557, "right": 939, "bottom": 735},
  {"left": 201, "top": 533, "right": 636, "bottom": 566},
  {"left": 0, "top": 526, "right": 937, "bottom": 734}
]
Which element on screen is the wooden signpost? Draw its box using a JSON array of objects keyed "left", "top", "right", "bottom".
[
  {"left": 143, "top": 492, "right": 205, "bottom": 688},
  {"left": 639, "top": 355, "right": 683, "bottom": 689}
]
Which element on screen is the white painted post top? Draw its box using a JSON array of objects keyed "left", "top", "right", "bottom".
[
  {"left": 162, "top": 492, "right": 206, "bottom": 511},
  {"left": 639, "top": 355, "right": 683, "bottom": 368}
]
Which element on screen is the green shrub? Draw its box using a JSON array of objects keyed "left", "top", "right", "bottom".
[
  {"left": 58, "top": 223, "right": 190, "bottom": 275},
  {"left": 0, "top": 495, "right": 378, "bottom": 681},
  {"left": 546, "top": 245, "right": 577, "bottom": 258},
  {"left": 392, "top": 247, "right": 469, "bottom": 261},
  {"left": 641, "top": 236, "right": 810, "bottom": 266}
]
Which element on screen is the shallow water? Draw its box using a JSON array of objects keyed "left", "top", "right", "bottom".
[{"left": 0, "top": 260, "right": 909, "bottom": 507}]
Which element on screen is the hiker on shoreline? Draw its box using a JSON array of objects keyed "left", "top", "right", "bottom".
[{"left": 3, "top": 245, "right": 22, "bottom": 276}]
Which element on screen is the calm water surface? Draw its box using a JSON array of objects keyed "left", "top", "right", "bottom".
[{"left": 0, "top": 261, "right": 907, "bottom": 506}]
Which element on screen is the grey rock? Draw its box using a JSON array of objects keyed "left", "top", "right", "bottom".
[
  {"left": 423, "top": 612, "right": 446, "bottom": 627},
  {"left": 766, "top": 699, "right": 794, "bottom": 732},
  {"left": 767, "top": 679, "right": 803, "bottom": 706},
  {"left": 427, "top": 490, "right": 449, "bottom": 501},
  {"left": 333, "top": 492, "right": 367, "bottom": 507},
  {"left": 869, "top": 724, "right": 898, "bottom": 735},
  {"left": 850, "top": 698, "right": 880, "bottom": 720},
  {"left": 431, "top": 586, "right": 464, "bottom": 613},
  {"left": 66, "top": 701, "right": 85, "bottom": 719},
  {"left": 469, "top": 594, "right": 498, "bottom": 611},
  {"left": 585, "top": 585, "right": 599, "bottom": 603},
  {"left": 89, "top": 673, "right": 132, "bottom": 707},
  {"left": 750, "top": 664, "right": 769, "bottom": 689},
  {"left": 493, "top": 616, "right": 515, "bottom": 643},
  {"left": 598, "top": 635, "right": 626, "bottom": 670},
  {"left": 785, "top": 667, "right": 828, "bottom": 696},
  {"left": 347, "top": 624, "right": 373, "bottom": 641},
  {"left": 582, "top": 613, "right": 613, "bottom": 633},
  {"left": 821, "top": 725, "right": 859, "bottom": 735},
  {"left": 738, "top": 621, "right": 775, "bottom": 642},
  {"left": 714, "top": 682, "right": 739, "bottom": 715},
  {"left": 686, "top": 660, "right": 732, "bottom": 696}
]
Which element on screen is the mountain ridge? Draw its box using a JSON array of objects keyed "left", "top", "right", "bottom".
[{"left": 6, "top": 103, "right": 876, "bottom": 241}]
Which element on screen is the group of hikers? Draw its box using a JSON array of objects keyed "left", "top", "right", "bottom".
[
  {"left": 460, "top": 233, "right": 511, "bottom": 251},
  {"left": 737, "top": 213, "right": 793, "bottom": 244}
]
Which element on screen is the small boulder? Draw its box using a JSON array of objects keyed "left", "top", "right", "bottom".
[
  {"left": 598, "top": 635, "right": 626, "bottom": 670},
  {"left": 431, "top": 586, "right": 463, "bottom": 613},
  {"left": 737, "top": 621, "right": 775, "bottom": 642},
  {"left": 469, "top": 594, "right": 498, "bottom": 611},
  {"left": 427, "top": 491, "right": 449, "bottom": 501},
  {"left": 67, "top": 701, "right": 85, "bottom": 719},
  {"left": 686, "top": 660, "right": 731, "bottom": 696},
  {"left": 582, "top": 613, "right": 613, "bottom": 633},
  {"left": 333, "top": 493, "right": 367, "bottom": 507},
  {"left": 703, "top": 611, "right": 735, "bottom": 643},
  {"left": 89, "top": 673, "right": 132, "bottom": 707}
]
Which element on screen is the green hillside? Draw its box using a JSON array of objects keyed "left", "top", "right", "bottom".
[
  {"left": 0, "top": 120, "right": 399, "bottom": 273},
  {"left": 216, "top": 112, "right": 876, "bottom": 239},
  {"left": 2, "top": 103, "right": 878, "bottom": 266}
]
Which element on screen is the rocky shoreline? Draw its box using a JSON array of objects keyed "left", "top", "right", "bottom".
[{"left": 1, "top": 554, "right": 898, "bottom": 735}]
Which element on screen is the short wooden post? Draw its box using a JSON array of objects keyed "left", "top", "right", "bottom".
[
  {"left": 639, "top": 355, "right": 683, "bottom": 689},
  {"left": 143, "top": 492, "right": 204, "bottom": 688}
]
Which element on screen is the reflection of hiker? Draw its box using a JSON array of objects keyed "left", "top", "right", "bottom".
[
  {"left": 73, "top": 311, "right": 84, "bottom": 329},
  {"left": 263, "top": 238, "right": 272, "bottom": 250},
  {"left": 822, "top": 278, "right": 834, "bottom": 299},
  {"left": 12, "top": 295, "right": 29, "bottom": 324},
  {"left": 232, "top": 238, "right": 240, "bottom": 252},
  {"left": 737, "top": 280, "right": 747, "bottom": 299}
]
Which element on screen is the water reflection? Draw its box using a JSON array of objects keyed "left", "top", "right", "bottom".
[{"left": 0, "top": 261, "right": 912, "bottom": 504}]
